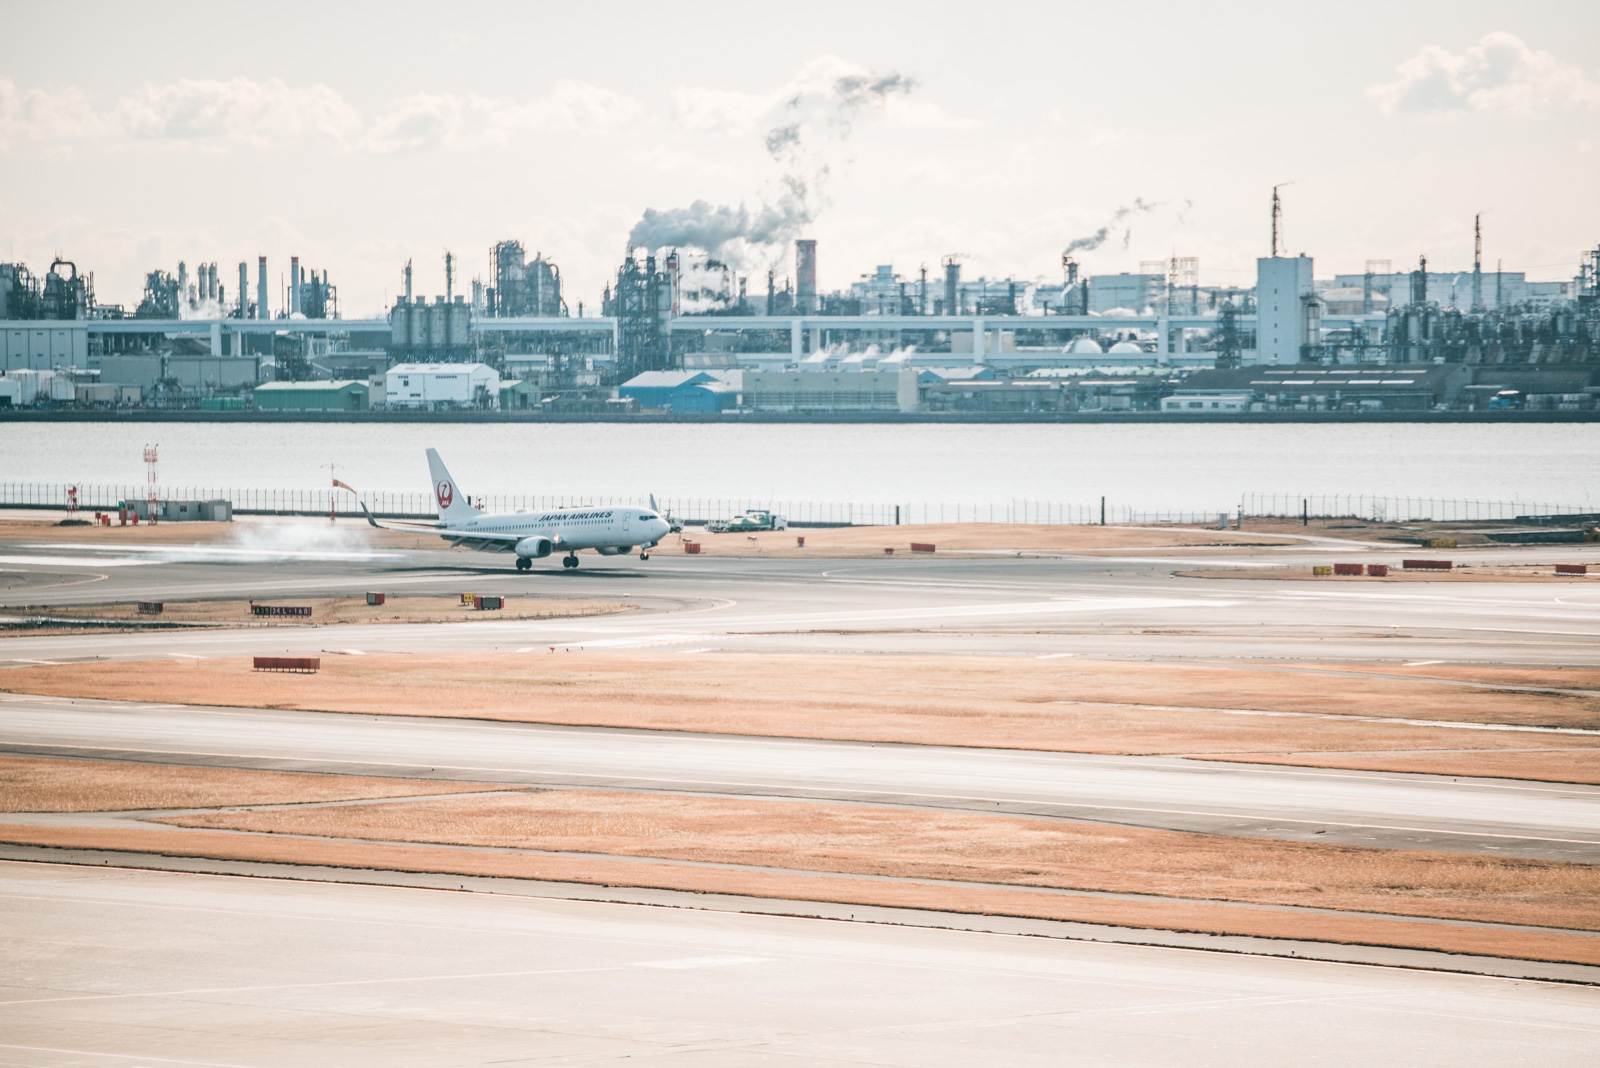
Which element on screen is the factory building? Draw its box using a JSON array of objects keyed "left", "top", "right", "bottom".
[
  {"left": 488, "top": 241, "right": 564, "bottom": 317},
  {"left": 1, "top": 322, "right": 89, "bottom": 370},
  {"left": 1085, "top": 273, "right": 1163, "bottom": 314},
  {"left": 385, "top": 363, "right": 500, "bottom": 410},
  {"left": 1329, "top": 269, "right": 1571, "bottom": 311},
  {"left": 743, "top": 370, "right": 912, "bottom": 413},
  {"left": 1174, "top": 365, "right": 1464, "bottom": 411},
  {"left": 618, "top": 370, "right": 742, "bottom": 413},
  {"left": 1254, "top": 256, "right": 1318, "bottom": 365},
  {"left": 252, "top": 380, "right": 369, "bottom": 412}
]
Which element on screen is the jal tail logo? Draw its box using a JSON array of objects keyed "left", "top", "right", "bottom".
[{"left": 436, "top": 480, "right": 454, "bottom": 509}]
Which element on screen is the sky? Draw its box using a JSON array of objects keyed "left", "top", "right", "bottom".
[{"left": 2, "top": 0, "right": 1597, "bottom": 317}]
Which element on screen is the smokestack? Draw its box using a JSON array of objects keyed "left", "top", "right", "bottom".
[
  {"left": 238, "top": 262, "right": 249, "bottom": 317},
  {"left": 444, "top": 250, "right": 455, "bottom": 303},
  {"left": 257, "top": 256, "right": 268, "bottom": 320},
  {"left": 209, "top": 263, "right": 218, "bottom": 302},
  {"left": 795, "top": 239, "right": 817, "bottom": 314},
  {"left": 177, "top": 262, "right": 188, "bottom": 309},
  {"left": 290, "top": 256, "right": 300, "bottom": 315},
  {"left": 404, "top": 259, "right": 413, "bottom": 303},
  {"left": 943, "top": 258, "right": 960, "bottom": 316}
]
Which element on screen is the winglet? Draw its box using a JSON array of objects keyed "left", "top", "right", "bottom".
[{"left": 358, "top": 499, "right": 381, "bottom": 529}]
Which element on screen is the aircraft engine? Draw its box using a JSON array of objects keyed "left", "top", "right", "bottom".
[{"left": 515, "top": 536, "right": 554, "bottom": 559}]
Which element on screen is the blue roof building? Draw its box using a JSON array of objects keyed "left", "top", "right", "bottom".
[{"left": 620, "top": 370, "right": 742, "bottom": 413}]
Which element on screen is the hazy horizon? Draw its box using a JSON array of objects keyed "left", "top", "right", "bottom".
[{"left": 3, "top": 0, "right": 1596, "bottom": 316}]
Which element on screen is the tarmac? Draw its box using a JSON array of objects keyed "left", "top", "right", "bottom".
[
  {"left": 2, "top": 527, "right": 1599, "bottom": 1061},
  {"left": 2, "top": 862, "right": 1598, "bottom": 1066}
]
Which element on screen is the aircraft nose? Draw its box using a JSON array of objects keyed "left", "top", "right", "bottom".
[{"left": 654, "top": 519, "right": 670, "bottom": 539}]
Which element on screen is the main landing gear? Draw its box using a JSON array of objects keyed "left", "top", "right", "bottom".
[
  {"left": 515, "top": 557, "right": 531, "bottom": 571},
  {"left": 562, "top": 553, "right": 580, "bottom": 569}
]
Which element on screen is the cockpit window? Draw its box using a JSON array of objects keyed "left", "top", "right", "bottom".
[{"left": 638, "top": 514, "right": 652, "bottom": 521}]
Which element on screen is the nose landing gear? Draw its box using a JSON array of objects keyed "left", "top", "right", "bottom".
[
  {"left": 639, "top": 551, "right": 650, "bottom": 561},
  {"left": 562, "top": 553, "right": 579, "bottom": 569}
]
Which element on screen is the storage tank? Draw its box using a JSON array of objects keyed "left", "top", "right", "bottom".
[
  {"left": 12, "top": 369, "right": 43, "bottom": 405},
  {"left": 448, "top": 296, "right": 470, "bottom": 347},
  {"left": 388, "top": 300, "right": 413, "bottom": 348},
  {"left": 427, "top": 298, "right": 447, "bottom": 347}
]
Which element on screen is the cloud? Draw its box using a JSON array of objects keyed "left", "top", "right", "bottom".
[
  {"left": 0, "top": 78, "right": 102, "bottom": 150},
  {"left": 114, "top": 77, "right": 362, "bottom": 149},
  {"left": 671, "top": 86, "right": 772, "bottom": 135},
  {"left": 363, "top": 82, "right": 642, "bottom": 153},
  {"left": 2, "top": 76, "right": 641, "bottom": 155},
  {"left": 363, "top": 93, "right": 464, "bottom": 153},
  {"left": 1370, "top": 32, "right": 1600, "bottom": 117}
]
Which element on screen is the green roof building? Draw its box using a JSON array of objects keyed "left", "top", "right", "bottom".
[{"left": 253, "top": 380, "right": 369, "bottom": 411}]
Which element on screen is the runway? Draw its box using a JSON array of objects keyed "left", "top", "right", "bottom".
[
  {"left": 2, "top": 862, "right": 1597, "bottom": 1066},
  {"left": 2, "top": 536, "right": 1599, "bottom": 666},
  {"left": 3, "top": 693, "right": 1598, "bottom": 861}
]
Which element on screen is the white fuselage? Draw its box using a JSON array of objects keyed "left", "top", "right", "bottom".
[{"left": 439, "top": 506, "right": 670, "bottom": 557}]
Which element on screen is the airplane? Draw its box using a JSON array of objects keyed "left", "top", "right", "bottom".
[{"left": 357, "top": 448, "right": 671, "bottom": 571}]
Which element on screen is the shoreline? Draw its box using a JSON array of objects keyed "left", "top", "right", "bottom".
[{"left": 3, "top": 409, "right": 1599, "bottom": 424}]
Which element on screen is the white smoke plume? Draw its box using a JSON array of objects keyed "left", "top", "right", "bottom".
[
  {"left": 1062, "top": 197, "right": 1194, "bottom": 257},
  {"left": 628, "top": 61, "right": 917, "bottom": 267}
]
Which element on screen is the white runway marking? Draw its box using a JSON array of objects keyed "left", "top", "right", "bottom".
[{"left": 0, "top": 554, "right": 144, "bottom": 568}]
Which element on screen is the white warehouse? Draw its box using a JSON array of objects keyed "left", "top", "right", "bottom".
[{"left": 385, "top": 363, "right": 500, "bottom": 410}]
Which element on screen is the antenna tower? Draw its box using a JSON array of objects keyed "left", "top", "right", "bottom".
[{"left": 1472, "top": 214, "right": 1484, "bottom": 312}]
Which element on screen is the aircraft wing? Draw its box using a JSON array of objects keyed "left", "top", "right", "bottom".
[
  {"left": 357, "top": 500, "right": 442, "bottom": 535},
  {"left": 357, "top": 500, "right": 521, "bottom": 542}
]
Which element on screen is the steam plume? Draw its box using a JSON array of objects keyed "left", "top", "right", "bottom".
[
  {"left": 628, "top": 65, "right": 916, "bottom": 265},
  {"left": 1063, "top": 197, "right": 1165, "bottom": 255}
]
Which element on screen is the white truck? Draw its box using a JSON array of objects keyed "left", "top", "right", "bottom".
[{"left": 706, "top": 509, "right": 788, "bottom": 533}]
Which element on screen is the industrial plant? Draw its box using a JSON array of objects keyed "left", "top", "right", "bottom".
[{"left": 2, "top": 207, "right": 1597, "bottom": 417}]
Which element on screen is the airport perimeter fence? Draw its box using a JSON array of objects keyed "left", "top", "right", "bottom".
[
  {"left": 1, "top": 481, "right": 1591, "bottom": 528},
  {"left": 1239, "top": 493, "right": 1596, "bottom": 523}
]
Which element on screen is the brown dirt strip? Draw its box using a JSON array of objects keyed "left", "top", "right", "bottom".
[
  {"left": 1215, "top": 661, "right": 1600, "bottom": 694},
  {"left": 0, "top": 755, "right": 509, "bottom": 813},
  {"left": 153, "top": 789, "right": 1600, "bottom": 933},
  {"left": 0, "top": 518, "right": 1291, "bottom": 556},
  {"left": 667, "top": 523, "right": 1290, "bottom": 557},
  {"left": 1180, "top": 568, "right": 1598, "bottom": 583},
  {"left": 3, "top": 821, "right": 1594, "bottom": 966},
  {"left": 4, "top": 596, "right": 630, "bottom": 628},
  {"left": 4, "top": 655, "right": 1597, "bottom": 786},
  {"left": 0, "top": 517, "right": 438, "bottom": 550}
]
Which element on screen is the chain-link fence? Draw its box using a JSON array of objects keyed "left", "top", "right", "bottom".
[
  {"left": 2, "top": 481, "right": 1591, "bottom": 527},
  {"left": 1239, "top": 493, "right": 1596, "bottom": 523}
]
